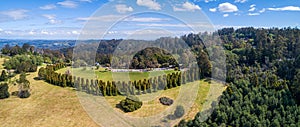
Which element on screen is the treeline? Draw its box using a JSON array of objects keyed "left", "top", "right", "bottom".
[
  {"left": 1, "top": 43, "right": 34, "bottom": 56},
  {"left": 1, "top": 43, "right": 67, "bottom": 64},
  {"left": 39, "top": 65, "right": 201, "bottom": 96}
]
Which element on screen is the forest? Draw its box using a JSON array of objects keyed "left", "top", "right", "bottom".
[{"left": 177, "top": 27, "right": 300, "bottom": 126}]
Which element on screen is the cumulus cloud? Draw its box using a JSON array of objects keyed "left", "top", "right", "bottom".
[
  {"left": 223, "top": 14, "right": 229, "bottom": 17},
  {"left": 115, "top": 4, "right": 133, "bottom": 13},
  {"left": 218, "top": 2, "right": 238, "bottom": 12},
  {"left": 234, "top": 0, "right": 247, "bottom": 3},
  {"left": 43, "top": 14, "right": 62, "bottom": 24},
  {"left": 173, "top": 2, "right": 201, "bottom": 12},
  {"left": 40, "top": 4, "right": 56, "bottom": 10},
  {"left": 0, "top": 9, "right": 28, "bottom": 20},
  {"left": 57, "top": 0, "right": 78, "bottom": 8},
  {"left": 248, "top": 13, "right": 260, "bottom": 16},
  {"left": 249, "top": 4, "right": 256, "bottom": 11},
  {"left": 209, "top": 8, "right": 217, "bottom": 12},
  {"left": 259, "top": 8, "right": 266, "bottom": 13},
  {"left": 268, "top": 6, "right": 300, "bottom": 11},
  {"left": 136, "top": 0, "right": 161, "bottom": 10}
]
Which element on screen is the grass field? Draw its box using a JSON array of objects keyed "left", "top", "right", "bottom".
[
  {"left": 0, "top": 67, "right": 99, "bottom": 127},
  {"left": 56, "top": 67, "right": 176, "bottom": 82},
  {"left": 105, "top": 80, "right": 225, "bottom": 120}
]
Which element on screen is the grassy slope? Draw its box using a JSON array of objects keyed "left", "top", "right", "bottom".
[
  {"left": 105, "top": 80, "right": 225, "bottom": 120},
  {"left": 0, "top": 67, "right": 99, "bottom": 127}
]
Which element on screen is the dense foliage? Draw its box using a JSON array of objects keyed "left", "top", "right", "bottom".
[
  {"left": 177, "top": 27, "right": 300, "bottom": 126},
  {"left": 130, "top": 47, "right": 178, "bottom": 69},
  {"left": 0, "top": 83, "right": 10, "bottom": 99},
  {"left": 119, "top": 96, "right": 143, "bottom": 112},
  {"left": 4, "top": 54, "right": 43, "bottom": 73},
  {"left": 159, "top": 97, "right": 174, "bottom": 106}
]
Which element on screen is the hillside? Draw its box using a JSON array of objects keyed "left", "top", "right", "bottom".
[{"left": 0, "top": 67, "right": 99, "bottom": 127}]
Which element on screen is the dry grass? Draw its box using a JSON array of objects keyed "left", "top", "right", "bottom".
[
  {"left": 0, "top": 67, "right": 99, "bottom": 127},
  {"left": 105, "top": 80, "right": 225, "bottom": 120}
]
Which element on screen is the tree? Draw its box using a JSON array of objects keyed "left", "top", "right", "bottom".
[
  {"left": 174, "top": 105, "right": 185, "bottom": 118},
  {"left": 17, "top": 73, "right": 30, "bottom": 98},
  {"left": 119, "top": 96, "right": 142, "bottom": 112},
  {"left": 0, "top": 83, "right": 10, "bottom": 99},
  {"left": 0, "top": 70, "right": 8, "bottom": 81}
]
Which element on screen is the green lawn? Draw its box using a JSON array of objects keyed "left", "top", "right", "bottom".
[{"left": 56, "top": 67, "right": 176, "bottom": 82}]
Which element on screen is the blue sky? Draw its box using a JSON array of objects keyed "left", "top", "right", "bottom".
[{"left": 0, "top": 0, "right": 299, "bottom": 39}]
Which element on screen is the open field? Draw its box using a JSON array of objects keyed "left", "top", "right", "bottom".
[
  {"left": 0, "top": 67, "right": 99, "bottom": 127},
  {"left": 56, "top": 67, "right": 176, "bottom": 82},
  {"left": 105, "top": 80, "right": 226, "bottom": 120}
]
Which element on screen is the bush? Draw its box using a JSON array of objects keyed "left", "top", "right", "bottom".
[
  {"left": 18, "top": 90, "right": 30, "bottom": 98},
  {"left": 159, "top": 97, "right": 173, "bottom": 106},
  {"left": 0, "top": 83, "right": 10, "bottom": 99},
  {"left": 119, "top": 96, "right": 142, "bottom": 112},
  {"left": 174, "top": 105, "right": 185, "bottom": 118}
]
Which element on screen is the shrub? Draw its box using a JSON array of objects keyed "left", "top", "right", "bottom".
[
  {"left": 0, "top": 83, "right": 10, "bottom": 99},
  {"left": 159, "top": 97, "right": 173, "bottom": 106},
  {"left": 18, "top": 90, "right": 30, "bottom": 98},
  {"left": 119, "top": 96, "right": 142, "bottom": 112},
  {"left": 174, "top": 105, "right": 185, "bottom": 118}
]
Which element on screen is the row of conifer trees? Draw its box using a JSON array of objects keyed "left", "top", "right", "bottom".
[{"left": 39, "top": 64, "right": 201, "bottom": 96}]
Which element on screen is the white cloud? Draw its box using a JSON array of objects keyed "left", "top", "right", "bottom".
[
  {"left": 234, "top": 0, "right": 247, "bottom": 3},
  {"left": 57, "top": 0, "right": 78, "bottom": 8},
  {"left": 40, "top": 4, "right": 56, "bottom": 10},
  {"left": 115, "top": 4, "right": 133, "bottom": 13},
  {"left": 248, "top": 4, "right": 256, "bottom": 11},
  {"left": 0, "top": 28, "right": 3, "bottom": 32},
  {"left": 218, "top": 2, "right": 238, "bottom": 12},
  {"left": 29, "top": 30, "right": 35, "bottom": 35},
  {"left": 71, "top": 30, "right": 80, "bottom": 35},
  {"left": 268, "top": 6, "right": 300, "bottom": 11},
  {"left": 136, "top": 0, "right": 161, "bottom": 10},
  {"left": 43, "top": 14, "right": 62, "bottom": 24},
  {"left": 124, "top": 17, "right": 168, "bottom": 22},
  {"left": 248, "top": 13, "right": 260, "bottom": 16},
  {"left": 77, "top": 15, "right": 123, "bottom": 22},
  {"left": 204, "top": 0, "right": 216, "bottom": 3},
  {"left": 4, "top": 31, "right": 12, "bottom": 34},
  {"left": 209, "top": 8, "right": 217, "bottom": 12},
  {"left": 173, "top": 2, "right": 201, "bottom": 12},
  {"left": 0, "top": 9, "right": 28, "bottom": 20},
  {"left": 259, "top": 8, "right": 266, "bottom": 13},
  {"left": 79, "top": 0, "right": 92, "bottom": 3},
  {"left": 41, "top": 30, "right": 49, "bottom": 35},
  {"left": 223, "top": 14, "right": 229, "bottom": 17}
]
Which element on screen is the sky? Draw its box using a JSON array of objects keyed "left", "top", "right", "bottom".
[{"left": 0, "top": 0, "right": 299, "bottom": 40}]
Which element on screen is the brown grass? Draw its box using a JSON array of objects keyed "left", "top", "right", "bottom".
[{"left": 0, "top": 67, "right": 99, "bottom": 127}]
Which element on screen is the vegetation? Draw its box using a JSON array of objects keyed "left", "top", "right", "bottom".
[
  {"left": 159, "top": 97, "right": 173, "bottom": 106},
  {"left": 119, "top": 96, "right": 143, "bottom": 112},
  {"left": 0, "top": 83, "right": 9, "bottom": 99},
  {"left": 174, "top": 105, "right": 185, "bottom": 118},
  {"left": 177, "top": 27, "right": 300, "bottom": 126},
  {"left": 17, "top": 73, "right": 31, "bottom": 98},
  {"left": 4, "top": 54, "right": 43, "bottom": 73},
  {"left": 130, "top": 47, "right": 178, "bottom": 69}
]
